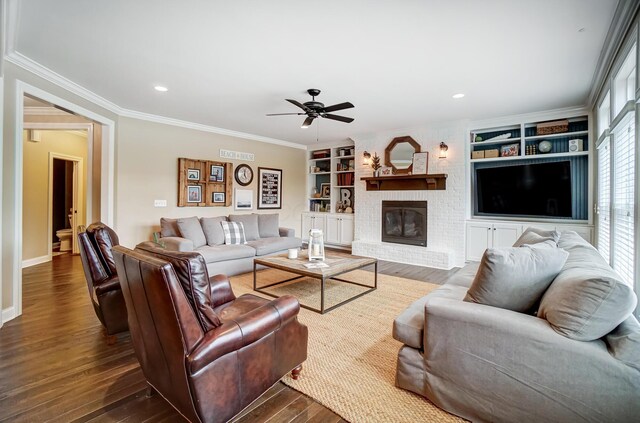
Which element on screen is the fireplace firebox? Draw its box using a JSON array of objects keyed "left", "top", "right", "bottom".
[{"left": 381, "top": 201, "right": 427, "bottom": 247}]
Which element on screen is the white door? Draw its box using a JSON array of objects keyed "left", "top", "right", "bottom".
[
  {"left": 466, "top": 222, "right": 492, "bottom": 261},
  {"left": 325, "top": 215, "right": 341, "bottom": 244},
  {"left": 340, "top": 217, "right": 354, "bottom": 245},
  {"left": 492, "top": 223, "right": 522, "bottom": 248}
]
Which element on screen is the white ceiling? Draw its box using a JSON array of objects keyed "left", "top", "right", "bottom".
[{"left": 11, "top": 0, "right": 618, "bottom": 145}]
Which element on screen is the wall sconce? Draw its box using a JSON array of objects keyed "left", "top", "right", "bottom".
[
  {"left": 363, "top": 151, "right": 372, "bottom": 165},
  {"left": 439, "top": 142, "right": 449, "bottom": 159}
]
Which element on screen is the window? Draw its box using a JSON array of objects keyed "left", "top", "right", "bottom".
[
  {"left": 611, "top": 112, "right": 635, "bottom": 285},
  {"left": 597, "top": 138, "right": 611, "bottom": 263},
  {"left": 613, "top": 44, "right": 636, "bottom": 116},
  {"left": 597, "top": 92, "right": 610, "bottom": 138}
]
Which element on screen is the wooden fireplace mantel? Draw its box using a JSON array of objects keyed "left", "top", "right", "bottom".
[{"left": 360, "top": 173, "right": 447, "bottom": 191}]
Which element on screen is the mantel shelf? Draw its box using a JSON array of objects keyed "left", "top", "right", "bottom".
[{"left": 360, "top": 173, "right": 447, "bottom": 191}]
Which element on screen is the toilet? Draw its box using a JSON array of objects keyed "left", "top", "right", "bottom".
[{"left": 56, "top": 214, "right": 73, "bottom": 252}]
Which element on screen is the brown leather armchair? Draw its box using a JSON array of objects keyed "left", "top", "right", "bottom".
[
  {"left": 112, "top": 244, "right": 308, "bottom": 423},
  {"left": 77, "top": 223, "right": 128, "bottom": 341}
]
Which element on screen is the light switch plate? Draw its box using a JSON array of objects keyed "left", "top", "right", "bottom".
[{"left": 154, "top": 200, "right": 167, "bottom": 207}]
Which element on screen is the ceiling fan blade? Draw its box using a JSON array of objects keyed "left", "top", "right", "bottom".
[
  {"left": 266, "top": 112, "right": 306, "bottom": 116},
  {"left": 286, "top": 99, "right": 311, "bottom": 112},
  {"left": 323, "top": 102, "right": 354, "bottom": 113},
  {"left": 301, "top": 116, "right": 315, "bottom": 128},
  {"left": 322, "top": 113, "right": 354, "bottom": 123}
]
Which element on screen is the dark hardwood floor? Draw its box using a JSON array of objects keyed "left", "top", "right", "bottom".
[{"left": 0, "top": 253, "right": 457, "bottom": 422}]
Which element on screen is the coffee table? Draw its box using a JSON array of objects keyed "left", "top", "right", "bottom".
[{"left": 253, "top": 254, "right": 377, "bottom": 314}]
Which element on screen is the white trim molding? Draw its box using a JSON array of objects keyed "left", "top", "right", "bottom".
[
  {"left": 22, "top": 255, "right": 50, "bottom": 268},
  {"left": 2, "top": 306, "right": 16, "bottom": 323}
]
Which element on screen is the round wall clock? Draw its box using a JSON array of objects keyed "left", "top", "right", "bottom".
[{"left": 234, "top": 164, "right": 253, "bottom": 186}]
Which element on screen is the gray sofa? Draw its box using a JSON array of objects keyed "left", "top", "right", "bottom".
[
  {"left": 393, "top": 229, "right": 640, "bottom": 422},
  {"left": 157, "top": 213, "right": 302, "bottom": 276}
]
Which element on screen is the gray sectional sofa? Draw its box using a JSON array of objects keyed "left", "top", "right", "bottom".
[
  {"left": 156, "top": 213, "right": 302, "bottom": 276},
  {"left": 393, "top": 229, "right": 640, "bottom": 423}
]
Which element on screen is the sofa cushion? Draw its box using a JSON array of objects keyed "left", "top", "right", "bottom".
[
  {"left": 513, "top": 227, "right": 560, "bottom": 247},
  {"left": 464, "top": 245, "right": 569, "bottom": 313},
  {"left": 160, "top": 217, "right": 180, "bottom": 237},
  {"left": 445, "top": 262, "right": 480, "bottom": 288},
  {"left": 176, "top": 216, "right": 207, "bottom": 248},
  {"left": 134, "top": 244, "right": 221, "bottom": 331},
  {"left": 201, "top": 216, "right": 227, "bottom": 246},
  {"left": 538, "top": 232, "right": 637, "bottom": 341},
  {"left": 247, "top": 236, "right": 302, "bottom": 256},
  {"left": 258, "top": 213, "right": 280, "bottom": 238},
  {"left": 196, "top": 244, "right": 256, "bottom": 263},
  {"left": 229, "top": 214, "right": 260, "bottom": 241},
  {"left": 605, "top": 316, "right": 640, "bottom": 370},
  {"left": 221, "top": 221, "right": 247, "bottom": 245},
  {"left": 393, "top": 284, "right": 468, "bottom": 349}
]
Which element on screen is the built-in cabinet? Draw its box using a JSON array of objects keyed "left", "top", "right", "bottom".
[
  {"left": 302, "top": 212, "right": 354, "bottom": 247},
  {"left": 466, "top": 220, "right": 594, "bottom": 261}
]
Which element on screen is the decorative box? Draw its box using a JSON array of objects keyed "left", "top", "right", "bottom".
[
  {"left": 485, "top": 149, "right": 499, "bottom": 158},
  {"left": 537, "top": 119, "right": 569, "bottom": 135},
  {"left": 472, "top": 151, "right": 485, "bottom": 159}
]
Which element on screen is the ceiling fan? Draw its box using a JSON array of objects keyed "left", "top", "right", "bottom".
[{"left": 267, "top": 89, "right": 354, "bottom": 128}]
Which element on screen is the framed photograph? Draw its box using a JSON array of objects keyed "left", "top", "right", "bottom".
[
  {"left": 212, "top": 192, "right": 225, "bottom": 203},
  {"left": 187, "top": 185, "right": 202, "bottom": 203},
  {"left": 412, "top": 152, "right": 429, "bottom": 174},
  {"left": 258, "top": 167, "right": 282, "bottom": 209},
  {"left": 210, "top": 165, "right": 225, "bottom": 182},
  {"left": 187, "top": 168, "right": 200, "bottom": 181},
  {"left": 501, "top": 143, "right": 520, "bottom": 157},
  {"left": 379, "top": 166, "right": 393, "bottom": 176},
  {"left": 235, "top": 189, "right": 253, "bottom": 210},
  {"left": 320, "top": 183, "right": 331, "bottom": 198}
]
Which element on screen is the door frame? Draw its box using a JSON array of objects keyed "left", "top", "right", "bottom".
[
  {"left": 8, "top": 81, "right": 115, "bottom": 321},
  {"left": 48, "top": 152, "right": 84, "bottom": 258}
]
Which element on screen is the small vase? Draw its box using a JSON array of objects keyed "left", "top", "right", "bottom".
[{"left": 374, "top": 169, "right": 380, "bottom": 177}]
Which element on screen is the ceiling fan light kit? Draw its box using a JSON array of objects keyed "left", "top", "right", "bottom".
[{"left": 267, "top": 89, "right": 354, "bottom": 129}]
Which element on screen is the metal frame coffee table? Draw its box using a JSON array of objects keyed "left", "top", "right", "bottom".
[{"left": 253, "top": 254, "right": 378, "bottom": 314}]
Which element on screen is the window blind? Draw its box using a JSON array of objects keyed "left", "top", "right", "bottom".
[
  {"left": 611, "top": 111, "right": 635, "bottom": 285},
  {"left": 597, "top": 138, "right": 611, "bottom": 263}
]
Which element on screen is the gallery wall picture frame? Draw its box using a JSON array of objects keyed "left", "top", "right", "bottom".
[
  {"left": 209, "top": 165, "right": 225, "bottom": 182},
  {"left": 187, "top": 185, "right": 202, "bottom": 203},
  {"left": 187, "top": 168, "right": 200, "bottom": 181},
  {"left": 501, "top": 143, "right": 520, "bottom": 157},
  {"left": 235, "top": 189, "right": 253, "bottom": 210},
  {"left": 212, "top": 192, "right": 225, "bottom": 203},
  {"left": 258, "top": 167, "right": 282, "bottom": 209}
]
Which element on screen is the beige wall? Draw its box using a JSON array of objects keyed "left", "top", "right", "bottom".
[
  {"left": 115, "top": 118, "right": 307, "bottom": 247},
  {"left": 22, "top": 130, "right": 88, "bottom": 260}
]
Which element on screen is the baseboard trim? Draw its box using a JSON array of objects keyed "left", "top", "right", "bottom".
[
  {"left": 2, "top": 306, "right": 16, "bottom": 323},
  {"left": 22, "top": 255, "right": 51, "bottom": 268}
]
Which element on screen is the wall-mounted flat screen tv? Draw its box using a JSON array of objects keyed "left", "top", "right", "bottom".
[{"left": 475, "top": 161, "right": 572, "bottom": 218}]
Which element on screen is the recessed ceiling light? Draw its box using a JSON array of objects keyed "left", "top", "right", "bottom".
[
  {"left": 154, "top": 86, "right": 168, "bottom": 92},
  {"left": 578, "top": 28, "right": 586, "bottom": 33},
  {"left": 452, "top": 93, "right": 465, "bottom": 99}
]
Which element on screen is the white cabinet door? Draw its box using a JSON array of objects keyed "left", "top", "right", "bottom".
[
  {"left": 301, "top": 214, "right": 313, "bottom": 240},
  {"left": 325, "top": 215, "right": 341, "bottom": 244},
  {"left": 311, "top": 214, "right": 326, "bottom": 232},
  {"left": 492, "top": 223, "right": 522, "bottom": 248},
  {"left": 340, "top": 217, "right": 354, "bottom": 245},
  {"left": 466, "top": 223, "right": 492, "bottom": 261}
]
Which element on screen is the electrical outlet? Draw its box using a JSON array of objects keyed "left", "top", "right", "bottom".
[{"left": 154, "top": 200, "right": 167, "bottom": 207}]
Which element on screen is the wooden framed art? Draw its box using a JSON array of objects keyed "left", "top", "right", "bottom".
[
  {"left": 258, "top": 167, "right": 282, "bottom": 209},
  {"left": 178, "top": 158, "right": 232, "bottom": 207}
]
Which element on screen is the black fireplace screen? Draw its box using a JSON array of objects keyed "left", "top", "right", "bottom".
[{"left": 381, "top": 201, "right": 427, "bottom": 247}]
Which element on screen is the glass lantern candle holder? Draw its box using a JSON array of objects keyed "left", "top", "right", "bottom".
[{"left": 308, "top": 229, "right": 325, "bottom": 261}]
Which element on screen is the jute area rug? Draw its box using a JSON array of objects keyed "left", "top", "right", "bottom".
[{"left": 230, "top": 268, "right": 464, "bottom": 423}]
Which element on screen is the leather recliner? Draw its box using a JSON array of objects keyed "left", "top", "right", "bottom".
[
  {"left": 112, "top": 244, "right": 308, "bottom": 423},
  {"left": 77, "top": 223, "right": 128, "bottom": 341}
]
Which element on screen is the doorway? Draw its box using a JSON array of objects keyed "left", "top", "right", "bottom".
[{"left": 49, "top": 153, "right": 84, "bottom": 257}]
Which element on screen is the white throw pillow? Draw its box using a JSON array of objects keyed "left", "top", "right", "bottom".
[{"left": 220, "top": 221, "right": 247, "bottom": 245}]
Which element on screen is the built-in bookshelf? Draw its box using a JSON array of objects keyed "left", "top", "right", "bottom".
[{"left": 307, "top": 145, "right": 355, "bottom": 213}]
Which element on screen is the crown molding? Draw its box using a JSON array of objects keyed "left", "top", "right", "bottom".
[
  {"left": 5, "top": 51, "right": 307, "bottom": 150},
  {"left": 119, "top": 109, "right": 307, "bottom": 150},
  {"left": 587, "top": 0, "right": 640, "bottom": 108}
]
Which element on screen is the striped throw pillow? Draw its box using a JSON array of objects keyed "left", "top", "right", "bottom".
[{"left": 220, "top": 221, "right": 247, "bottom": 245}]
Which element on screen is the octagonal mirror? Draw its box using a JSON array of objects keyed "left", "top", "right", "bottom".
[{"left": 385, "top": 136, "right": 421, "bottom": 174}]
